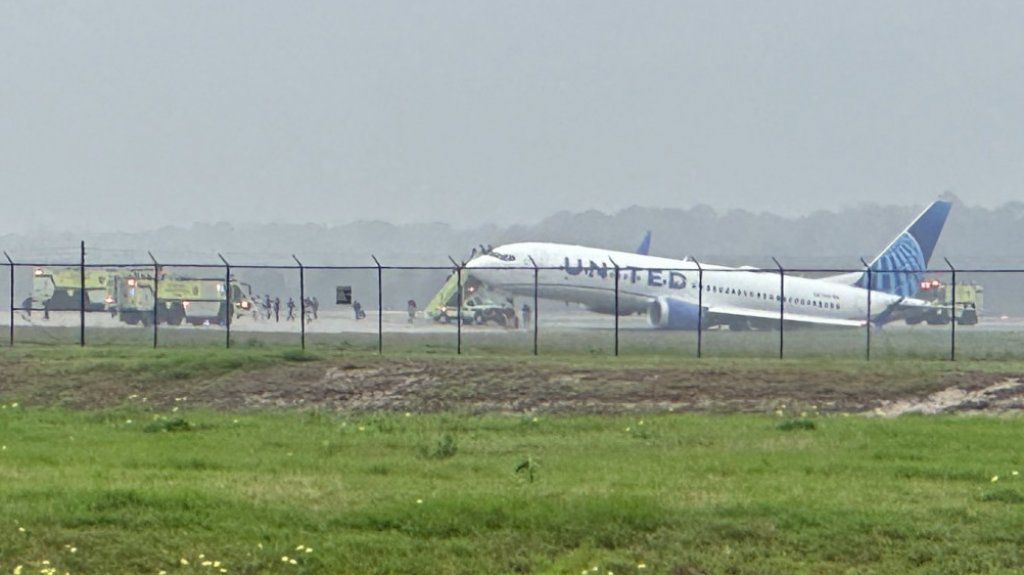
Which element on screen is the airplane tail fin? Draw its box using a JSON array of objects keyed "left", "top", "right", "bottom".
[{"left": 854, "top": 200, "right": 952, "bottom": 297}]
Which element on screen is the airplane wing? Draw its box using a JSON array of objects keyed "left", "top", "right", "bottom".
[
  {"left": 706, "top": 304, "right": 866, "bottom": 328},
  {"left": 708, "top": 296, "right": 941, "bottom": 328},
  {"left": 635, "top": 231, "right": 652, "bottom": 255},
  {"left": 885, "top": 297, "right": 949, "bottom": 324}
]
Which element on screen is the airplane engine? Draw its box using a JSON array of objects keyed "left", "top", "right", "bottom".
[{"left": 647, "top": 297, "right": 703, "bottom": 330}]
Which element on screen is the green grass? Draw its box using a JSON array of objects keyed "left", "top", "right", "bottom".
[
  {"left": 1, "top": 345, "right": 1023, "bottom": 572},
  {"left": 2, "top": 406, "right": 1024, "bottom": 574}
]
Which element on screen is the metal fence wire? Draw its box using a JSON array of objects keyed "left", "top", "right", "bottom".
[{"left": 0, "top": 243, "right": 1016, "bottom": 360}]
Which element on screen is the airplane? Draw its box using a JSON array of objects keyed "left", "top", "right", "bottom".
[{"left": 463, "top": 201, "right": 952, "bottom": 330}]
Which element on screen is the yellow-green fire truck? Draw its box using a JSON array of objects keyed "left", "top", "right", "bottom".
[
  {"left": 31, "top": 267, "right": 118, "bottom": 313},
  {"left": 906, "top": 278, "right": 983, "bottom": 326},
  {"left": 114, "top": 271, "right": 255, "bottom": 326}
]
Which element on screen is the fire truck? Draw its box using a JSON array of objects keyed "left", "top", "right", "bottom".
[
  {"left": 31, "top": 267, "right": 118, "bottom": 313},
  {"left": 905, "top": 278, "right": 983, "bottom": 326},
  {"left": 114, "top": 271, "right": 256, "bottom": 326}
]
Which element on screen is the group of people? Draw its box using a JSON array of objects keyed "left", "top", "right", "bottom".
[
  {"left": 468, "top": 244, "right": 495, "bottom": 260},
  {"left": 253, "top": 295, "right": 320, "bottom": 323}
]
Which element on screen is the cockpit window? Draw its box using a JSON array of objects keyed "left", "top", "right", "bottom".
[{"left": 487, "top": 251, "right": 516, "bottom": 262}]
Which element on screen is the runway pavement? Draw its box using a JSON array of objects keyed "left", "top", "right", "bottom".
[{"left": 2, "top": 308, "right": 1023, "bottom": 334}]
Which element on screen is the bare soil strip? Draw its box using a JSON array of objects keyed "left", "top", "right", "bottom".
[
  {"left": 4, "top": 353, "right": 1024, "bottom": 413},
  {"left": 874, "top": 378, "right": 1024, "bottom": 416}
]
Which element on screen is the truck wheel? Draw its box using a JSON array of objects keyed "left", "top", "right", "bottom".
[
  {"left": 958, "top": 310, "right": 978, "bottom": 326},
  {"left": 439, "top": 314, "right": 450, "bottom": 324},
  {"left": 473, "top": 310, "right": 485, "bottom": 325}
]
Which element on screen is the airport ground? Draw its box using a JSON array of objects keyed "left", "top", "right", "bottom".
[
  {"left": 2, "top": 325, "right": 1024, "bottom": 573},
  {"left": 5, "top": 308, "right": 1024, "bottom": 361}
]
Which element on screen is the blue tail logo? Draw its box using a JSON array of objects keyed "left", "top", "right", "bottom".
[{"left": 855, "top": 201, "right": 952, "bottom": 297}]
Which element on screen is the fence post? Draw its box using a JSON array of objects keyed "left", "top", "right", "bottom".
[
  {"left": 944, "top": 258, "right": 956, "bottom": 361},
  {"left": 609, "top": 257, "right": 620, "bottom": 357},
  {"left": 292, "top": 255, "right": 306, "bottom": 350},
  {"left": 771, "top": 257, "right": 784, "bottom": 359},
  {"left": 371, "top": 255, "right": 383, "bottom": 355},
  {"left": 4, "top": 252, "right": 13, "bottom": 347},
  {"left": 448, "top": 256, "right": 463, "bottom": 355},
  {"left": 691, "top": 256, "right": 703, "bottom": 358},
  {"left": 860, "top": 258, "right": 871, "bottom": 361},
  {"left": 528, "top": 256, "right": 539, "bottom": 356},
  {"left": 148, "top": 252, "right": 159, "bottom": 349},
  {"left": 80, "top": 241, "right": 86, "bottom": 347},
  {"left": 217, "top": 254, "right": 231, "bottom": 349}
]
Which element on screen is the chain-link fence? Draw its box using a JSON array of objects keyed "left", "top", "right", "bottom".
[{"left": 0, "top": 244, "right": 1017, "bottom": 360}]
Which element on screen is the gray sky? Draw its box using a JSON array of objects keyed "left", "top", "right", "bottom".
[{"left": 2, "top": 1, "right": 1022, "bottom": 234}]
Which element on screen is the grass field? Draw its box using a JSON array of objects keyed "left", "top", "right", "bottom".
[
  {"left": 2, "top": 407, "right": 1024, "bottom": 574},
  {"left": 2, "top": 347, "right": 1024, "bottom": 574}
]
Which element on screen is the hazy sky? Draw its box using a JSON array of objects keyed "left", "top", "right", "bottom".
[{"left": 2, "top": 1, "right": 1022, "bottom": 234}]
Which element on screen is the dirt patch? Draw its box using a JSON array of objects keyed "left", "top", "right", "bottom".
[
  {"left": 873, "top": 378, "right": 1024, "bottom": 416},
  {"left": 163, "top": 359, "right": 1024, "bottom": 414},
  {"left": 4, "top": 355, "right": 1023, "bottom": 414}
]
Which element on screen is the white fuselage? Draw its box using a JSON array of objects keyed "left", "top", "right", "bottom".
[{"left": 465, "top": 242, "right": 912, "bottom": 326}]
